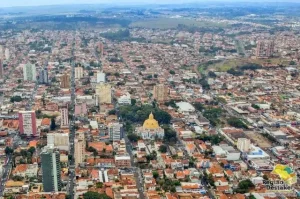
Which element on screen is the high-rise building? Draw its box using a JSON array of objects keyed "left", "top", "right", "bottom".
[
  {"left": 18, "top": 111, "right": 37, "bottom": 137},
  {"left": 98, "top": 42, "right": 104, "bottom": 57},
  {"left": 0, "top": 59, "right": 4, "bottom": 79},
  {"left": 74, "top": 133, "right": 85, "bottom": 166},
  {"left": 266, "top": 41, "right": 275, "bottom": 58},
  {"left": 4, "top": 48, "right": 9, "bottom": 60},
  {"left": 237, "top": 138, "right": 251, "bottom": 153},
  {"left": 153, "top": 84, "right": 169, "bottom": 102},
  {"left": 75, "top": 67, "right": 84, "bottom": 79},
  {"left": 39, "top": 68, "right": 49, "bottom": 84},
  {"left": 47, "top": 133, "right": 69, "bottom": 151},
  {"left": 75, "top": 102, "right": 87, "bottom": 116},
  {"left": 41, "top": 146, "right": 61, "bottom": 192},
  {"left": 60, "top": 108, "right": 69, "bottom": 127},
  {"left": 256, "top": 41, "right": 265, "bottom": 58},
  {"left": 60, "top": 73, "right": 70, "bottom": 88},
  {"left": 96, "top": 71, "right": 105, "bottom": 83},
  {"left": 96, "top": 83, "right": 112, "bottom": 104},
  {"left": 108, "top": 123, "right": 124, "bottom": 141},
  {"left": 0, "top": 45, "right": 3, "bottom": 58},
  {"left": 23, "top": 63, "right": 37, "bottom": 81}
]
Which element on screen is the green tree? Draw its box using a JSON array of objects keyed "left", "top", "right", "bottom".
[
  {"left": 10, "top": 96, "right": 22, "bottom": 103},
  {"left": 159, "top": 145, "right": 167, "bottom": 153},
  {"left": 169, "top": 70, "right": 175, "bottom": 75},
  {"left": 108, "top": 109, "right": 116, "bottom": 115},
  {"left": 193, "top": 102, "right": 205, "bottom": 112},
  {"left": 127, "top": 134, "right": 140, "bottom": 142},
  {"left": 83, "top": 191, "right": 111, "bottom": 199},
  {"left": 28, "top": 147, "right": 36, "bottom": 155},
  {"left": 96, "top": 182, "right": 103, "bottom": 188},
  {"left": 152, "top": 171, "right": 159, "bottom": 179},
  {"left": 227, "top": 117, "right": 248, "bottom": 129},
  {"left": 5, "top": 147, "right": 14, "bottom": 155},
  {"left": 131, "top": 99, "right": 137, "bottom": 106},
  {"left": 235, "top": 179, "right": 255, "bottom": 193},
  {"left": 50, "top": 118, "right": 56, "bottom": 131}
]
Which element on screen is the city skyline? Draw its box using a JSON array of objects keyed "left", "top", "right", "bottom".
[{"left": 0, "top": 0, "right": 299, "bottom": 7}]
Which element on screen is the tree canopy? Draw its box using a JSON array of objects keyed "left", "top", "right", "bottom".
[
  {"left": 83, "top": 191, "right": 111, "bottom": 199},
  {"left": 227, "top": 117, "right": 248, "bottom": 129}
]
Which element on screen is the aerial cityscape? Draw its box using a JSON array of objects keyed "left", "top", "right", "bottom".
[{"left": 0, "top": 1, "right": 299, "bottom": 199}]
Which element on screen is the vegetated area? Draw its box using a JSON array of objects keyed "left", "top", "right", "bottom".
[
  {"left": 130, "top": 18, "right": 228, "bottom": 30},
  {"left": 198, "top": 58, "right": 291, "bottom": 76},
  {"left": 100, "top": 29, "right": 146, "bottom": 42}
]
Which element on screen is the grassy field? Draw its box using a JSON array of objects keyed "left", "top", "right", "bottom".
[{"left": 130, "top": 18, "right": 228, "bottom": 29}]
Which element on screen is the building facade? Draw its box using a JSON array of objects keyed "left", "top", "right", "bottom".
[
  {"left": 237, "top": 138, "right": 251, "bottom": 153},
  {"left": 60, "top": 73, "right": 70, "bottom": 88},
  {"left": 108, "top": 123, "right": 124, "bottom": 141},
  {"left": 39, "top": 68, "right": 49, "bottom": 84},
  {"left": 75, "top": 67, "right": 84, "bottom": 79},
  {"left": 23, "top": 63, "right": 37, "bottom": 81},
  {"left": 18, "top": 111, "right": 37, "bottom": 137},
  {"left": 153, "top": 84, "right": 169, "bottom": 102},
  {"left": 96, "top": 71, "right": 106, "bottom": 83},
  {"left": 115, "top": 155, "right": 131, "bottom": 168},
  {"left": 118, "top": 93, "right": 131, "bottom": 105},
  {"left": 96, "top": 83, "right": 112, "bottom": 104},
  {"left": 136, "top": 113, "right": 164, "bottom": 140},
  {"left": 41, "top": 147, "right": 61, "bottom": 192},
  {"left": 60, "top": 108, "right": 69, "bottom": 127},
  {"left": 74, "top": 133, "right": 85, "bottom": 166},
  {"left": 0, "top": 59, "right": 3, "bottom": 79}
]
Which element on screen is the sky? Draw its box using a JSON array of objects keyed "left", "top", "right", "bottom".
[{"left": 0, "top": 0, "right": 297, "bottom": 7}]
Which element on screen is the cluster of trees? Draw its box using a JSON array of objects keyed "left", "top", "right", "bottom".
[
  {"left": 227, "top": 63, "right": 262, "bottom": 76},
  {"left": 100, "top": 29, "right": 146, "bottom": 42},
  {"left": 203, "top": 107, "right": 223, "bottom": 126},
  {"left": 119, "top": 104, "right": 172, "bottom": 124},
  {"left": 10, "top": 96, "right": 22, "bottom": 103},
  {"left": 162, "top": 125, "right": 177, "bottom": 144},
  {"left": 164, "top": 100, "right": 178, "bottom": 108},
  {"left": 83, "top": 191, "right": 111, "bottom": 199},
  {"left": 196, "top": 134, "right": 223, "bottom": 145},
  {"left": 146, "top": 151, "right": 157, "bottom": 162},
  {"left": 235, "top": 179, "right": 255, "bottom": 193},
  {"left": 159, "top": 145, "right": 168, "bottom": 153},
  {"left": 13, "top": 147, "right": 36, "bottom": 164},
  {"left": 227, "top": 117, "right": 248, "bottom": 129},
  {"left": 156, "top": 177, "right": 181, "bottom": 192}
]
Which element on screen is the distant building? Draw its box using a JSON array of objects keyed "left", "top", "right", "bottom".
[
  {"left": 115, "top": 155, "right": 131, "bottom": 168},
  {"left": 108, "top": 123, "right": 124, "bottom": 141},
  {"left": 96, "top": 83, "right": 112, "bottom": 104},
  {"left": 60, "top": 108, "right": 69, "bottom": 127},
  {"left": 4, "top": 48, "right": 9, "bottom": 60},
  {"left": 96, "top": 71, "right": 106, "bottom": 83},
  {"left": 0, "top": 59, "right": 3, "bottom": 79},
  {"left": 23, "top": 63, "right": 37, "bottom": 81},
  {"left": 118, "top": 92, "right": 131, "bottom": 105},
  {"left": 256, "top": 40, "right": 275, "bottom": 58},
  {"left": 75, "top": 66, "right": 84, "bottom": 79},
  {"left": 98, "top": 42, "right": 104, "bottom": 57},
  {"left": 60, "top": 73, "right": 70, "bottom": 88},
  {"left": 41, "top": 147, "right": 61, "bottom": 192},
  {"left": 18, "top": 111, "right": 37, "bottom": 137},
  {"left": 74, "top": 133, "right": 85, "bottom": 166},
  {"left": 47, "top": 133, "right": 69, "bottom": 151},
  {"left": 39, "top": 68, "right": 49, "bottom": 84},
  {"left": 153, "top": 84, "right": 169, "bottom": 102},
  {"left": 237, "top": 138, "right": 251, "bottom": 153},
  {"left": 136, "top": 113, "right": 164, "bottom": 140}
]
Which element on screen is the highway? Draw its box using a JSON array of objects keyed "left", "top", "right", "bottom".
[{"left": 67, "top": 42, "right": 76, "bottom": 199}]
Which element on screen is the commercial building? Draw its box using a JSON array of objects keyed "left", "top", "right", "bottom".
[
  {"left": 96, "top": 71, "right": 106, "bottom": 83},
  {"left": 96, "top": 83, "right": 112, "bottom": 104},
  {"left": 23, "top": 63, "right": 37, "bottom": 81},
  {"left": 75, "top": 67, "right": 84, "bottom": 79},
  {"left": 74, "top": 133, "right": 85, "bottom": 166},
  {"left": 118, "top": 92, "right": 131, "bottom": 105},
  {"left": 47, "top": 133, "right": 69, "bottom": 151},
  {"left": 38, "top": 68, "right": 49, "bottom": 84},
  {"left": 115, "top": 155, "right": 131, "bottom": 168},
  {"left": 75, "top": 102, "right": 87, "bottom": 116},
  {"left": 237, "top": 138, "right": 251, "bottom": 153},
  {"left": 41, "top": 147, "right": 61, "bottom": 192},
  {"left": 60, "top": 73, "right": 70, "bottom": 88},
  {"left": 108, "top": 122, "right": 124, "bottom": 141},
  {"left": 60, "top": 108, "right": 69, "bottom": 127},
  {"left": 153, "top": 84, "right": 169, "bottom": 102},
  {"left": 0, "top": 59, "right": 3, "bottom": 79},
  {"left": 18, "top": 111, "right": 37, "bottom": 137}
]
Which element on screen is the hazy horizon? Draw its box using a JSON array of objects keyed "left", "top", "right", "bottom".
[{"left": 0, "top": 0, "right": 299, "bottom": 8}]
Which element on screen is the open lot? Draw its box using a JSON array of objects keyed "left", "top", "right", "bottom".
[
  {"left": 245, "top": 131, "right": 272, "bottom": 149},
  {"left": 130, "top": 18, "right": 228, "bottom": 29}
]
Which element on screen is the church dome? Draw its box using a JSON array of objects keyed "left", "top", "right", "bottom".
[{"left": 143, "top": 113, "right": 159, "bottom": 129}]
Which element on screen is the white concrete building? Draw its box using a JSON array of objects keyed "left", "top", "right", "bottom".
[
  {"left": 47, "top": 133, "right": 69, "bottom": 151},
  {"left": 108, "top": 123, "right": 124, "bottom": 141},
  {"left": 75, "top": 67, "right": 84, "bottom": 79},
  {"left": 118, "top": 92, "right": 131, "bottom": 105},
  {"left": 97, "top": 71, "right": 105, "bottom": 83},
  {"left": 60, "top": 108, "right": 69, "bottom": 127},
  {"left": 23, "top": 63, "right": 37, "bottom": 81},
  {"left": 237, "top": 138, "right": 251, "bottom": 152}
]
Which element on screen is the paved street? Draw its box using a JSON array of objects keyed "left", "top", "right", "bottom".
[{"left": 0, "top": 154, "right": 12, "bottom": 196}]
